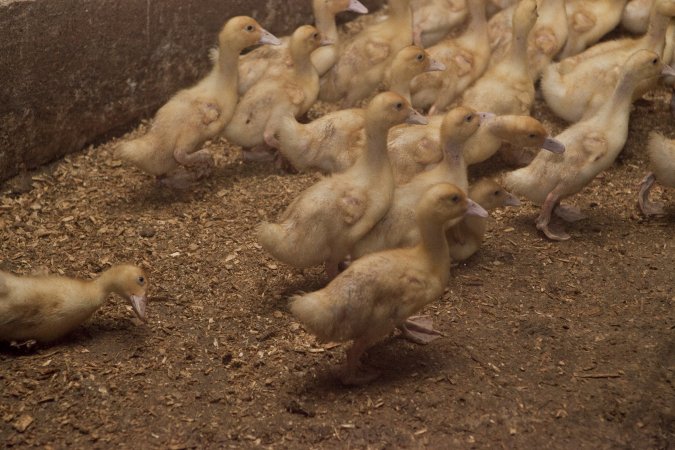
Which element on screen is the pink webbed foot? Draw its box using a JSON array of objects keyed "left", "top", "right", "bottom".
[
  {"left": 398, "top": 315, "right": 443, "bottom": 345},
  {"left": 638, "top": 173, "right": 665, "bottom": 216},
  {"left": 536, "top": 217, "right": 571, "bottom": 241},
  {"left": 554, "top": 204, "right": 587, "bottom": 222},
  {"left": 273, "top": 153, "right": 297, "bottom": 173},
  {"left": 242, "top": 144, "right": 276, "bottom": 162}
]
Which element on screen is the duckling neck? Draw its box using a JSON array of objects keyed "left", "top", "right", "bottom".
[
  {"left": 358, "top": 123, "right": 393, "bottom": 174},
  {"left": 291, "top": 46, "right": 317, "bottom": 78},
  {"left": 441, "top": 141, "right": 465, "bottom": 170},
  {"left": 314, "top": 5, "right": 339, "bottom": 42},
  {"left": 388, "top": 0, "right": 412, "bottom": 23},
  {"left": 216, "top": 42, "right": 242, "bottom": 92},
  {"left": 388, "top": 75, "right": 413, "bottom": 103},
  {"left": 467, "top": 0, "right": 487, "bottom": 32},
  {"left": 274, "top": 112, "right": 306, "bottom": 148},
  {"left": 506, "top": 18, "right": 531, "bottom": 75},
  {"left": 644, "top": 6, "right": 670, "bottom": 51},
  {"left": 89, "top": 270, "right": 121, "bottom": 307},
  {"left": 418, "top": 219, "right": 451, "bottom": 274},
  {"left": 603, "top": 72, "right": 642, "bottom": 115}
]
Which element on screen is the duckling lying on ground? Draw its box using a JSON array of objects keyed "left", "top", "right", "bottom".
[
  {"left": 257, "top": 92, "right": 427, "bottom": 278},
  {"left": 0, "top": 265, "right": 148, "bottom": 344},
  {"left": 638, "top": 131, "right": 675, "bottom": 215},
  {"left": 446, "top": 178, "right": 520, "bottom": 262},
  {"left": 504, "top": 50, "right": 675, "bottom": 240},
  {"left": 412, "top": 0, "right": 468, "bottom": 48},
  {"left": 115, "top": 17, "right": 280, "bottom": 187},
  {"left": 236, "top": 0, "right": 368, "bottom": 94},
  {"left": 268, "top": 45, "right": 443, "bottom": 173},
  {"left": 559, "top": 0, "right": 628, "bottom": 59},
  {"left": 290, "top": 183, "right": 486, "bottom": 385}
]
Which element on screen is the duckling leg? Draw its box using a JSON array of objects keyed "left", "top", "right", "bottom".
[
  {"left": 340, "top": 338, "right": 380, "bottom": 386},
  {"left": 536, "top": 188, "right": 571, "bottom": 241},
  {"left": 638, "top": 172, "right": 665, "bottom": 216},
  {"left": 554, "top": 204, "right": 587, "bottom": 222},
  {"left": 398, "top": 315, "right": 443, "bottom": 345},
  {"left": 173, "top": 146, "right": 214, "bottom": 179}
]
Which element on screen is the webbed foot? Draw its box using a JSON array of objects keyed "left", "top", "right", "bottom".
[
  {"left": 638, "top": 173, "right": 665, "bottom": 216},
  {"left": 398, "top": 315, "right": 443, "bottom": 345},
  {"left": 554, "top": 204, "right": 587, "bottom": 222},
  {"left": 536, "top": 219, "right": 571, "bottom": 241}
]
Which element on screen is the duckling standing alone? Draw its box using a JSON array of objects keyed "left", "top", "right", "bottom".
[
  {"left": 622, "top": 0, "right": 654, "bottom": 33},
  {"left": 504, "top": 50, "right": 675, "bottom": 240},
  {"left": 235, "top": 0, "right": 368, "bottom": 94},
  {"left": 559, "top": 0, "right": 628, "bottom": 59},
  {"left": 114, "top": 17, "right": 280, "bottom": 185},
  {"left": 446, "top": 179, "right": 520, "bottom": 262},
  {"left": 0, "top": 265, "right": 148, "bottom": 343},
  {"left": 290, "top": 183, "right": 486, "bottom": 385},
  {"left": 638, "top": 131, "right": 675, "bottom": 215},
  {"left": 412, "top": 0, "right": 468, "bottom": 48},
  {"left": 319, "top": 0, "right": 413, "bottom": 106},
  {"left": 257, "top": 92, "right": 427, "bottom": 278}
]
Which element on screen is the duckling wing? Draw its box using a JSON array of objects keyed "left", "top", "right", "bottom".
[
  {"left": 571, "top": 10, "right": 596, "bottom": 33},
  {"left": 580, "top": 132, "right": 609, "bottom": 163},
  {"left": 338, "top": 187, "right": 368, "bottom": 225}
]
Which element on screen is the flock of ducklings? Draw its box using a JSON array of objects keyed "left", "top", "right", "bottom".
[{"left": 2, "top": 0, "right": 674, "bottom": 385}]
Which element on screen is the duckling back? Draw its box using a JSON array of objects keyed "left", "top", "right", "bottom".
[{"left": 115, "top": 132, "right": 177, "bottom": 177}]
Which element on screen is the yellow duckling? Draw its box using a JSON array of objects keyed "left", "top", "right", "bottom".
[
  {"left": 488, "top": 0, "right": 568, "bottom": 80},
  {"left": 235, "top": 0, "right": 369, "bottom": 94},
  {"left": 352, "top": 107, "right": 481, "bottom": 259},
  {"left": 412, "top": 0, "right": 468, "bottom": 48},
  {"left": 504, "top": 50, "right": 675, "bottom": 240},
  {"left": 290, "top": 183, "right": 486, "bottom": 385},
  {"left": 114, "top": 17, "right": 280, "bottom": 186},
  {"left": 622, "top": 0, "right": 653, "bottom": 33},
  {"left": 268, "top": 45, "right": 443, "bottom": 173},
  {"left": 387, "top": 113, "right": 564, "bottom": 185},
  {"left": 257, "top": 92, "right": 427, "bottom": 278},
  {"left": 224, "top": 26, "right": 329, "bottom": 158},
  {"left": 541, "top": 0, "right": 675, "bottom": 123},
  {"left": 638, "top": 132, "right": 675, "bottom": 216},
  {"left": 559, "top": 0, "right": 628, "bottom": 59},
  {"left": 319, "top": 0, "right": 413, "bottom": 106},
  {"left": 0, "top": 265, "right": 148, "bottom": 344},
  {"left": 462, "top": 0, "right": 539, "bottom": 116},
  {"left": 446, "top": 178, "right": 520, "bottom": 262},
  {"left": 487, "top": 0, "right": 518, "bottom": 17},
  {"left": 410, "top": 0, "right": 491, "bottom": 115}
]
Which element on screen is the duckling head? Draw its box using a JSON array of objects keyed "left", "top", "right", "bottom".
[
  {"left": 395, "top": 46, "right": 446, "bottom": 79},
  {"left": 291, "top": 25, "right": 333, "bottom": 58},
  {"left": 485, "top": 115, "right": 565, "bottom": 154},
  {"left": 367, "top": 91, "right": 428, "bottom": 129},
  {"left": 512, "top": 0, "right": 538, "bottom": 37},
  {"left": 220, "top": 16, "right": 281, "bottom": 51},
  {"left": 103, "top": 265, "right": 148, "bottom": 322},
  {"left": 621, "top": 49, "right": 675, "bottom": 84},
  {"left": 440, "top": 107, "right": 482, "bottom": 149},
  {"left": 656, "top": 0, "right": 675, "bottom": 17},
  {"left": 319, "top": 0, "right": 369, "bottom": 14},
  {"left": 470, "top": 178, "right": 522, "bottom": 210},
  {"left": 418, "top": 183, "right": 488, "bottom": 227}
]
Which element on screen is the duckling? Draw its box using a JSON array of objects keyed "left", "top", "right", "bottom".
[
  {"left": 352, "top": 107, "right": 479, "bottom": 259},
  {"left": 487, "top": 0, "right": 518, "bottom": 17},
  {"left": 224, "top": 26, "right": 329, "bottom": 157},
  {"left": 488, "top": 0, "right": 568, "bottom": 79},
  {"left": 319, "top": 0, "right": 413, "bottom": 106},
  {"left": 387, "top": 113, "right": 564, "bottom": 185},
  {"left": 410, "top": 0, "right": 490, "bottom": 115},
  {"left": 504, "top": 50, "right": 675, "bottom": 240},
  {"left": 446, "top": 179, "right": 520, "bottom": 262},
  {"left": 257, "top": 92, "right": 427, "bottom": 278},
  {"left": 638, "top": 131, "right": 675, "bottom": 215},
  {"left": 268, "top": 46, "right": 443, "bottom": 173},
  {"left": 559, "top": 0, "right": 628, "bottom": 59},
  {"left": 622, "top": 0, "right": 653, "bottom": 34},
  {"left": 462, "top": 0, "right": 539, "bottom": 116},
  {"left": 290, "top": 183, "right": 486, "bottom": 385},
  {"left": 114, "top": 17, "right": 280, "bottom": 185},
  {"left": 541, "top": 0, "right": 675, "bottom": 123},
  {"left": 235, "top": 0, "right": 368, "bottom": 94},
  {"left": 412, "top": 0, "right": 468, "bottom": 48},
  {"left": 0, "top": 265, "right": 148, "bottom": 343}
]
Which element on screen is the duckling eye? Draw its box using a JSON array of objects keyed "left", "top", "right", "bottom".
[
  {"left": 312, "top": 33, "right": 319, "bottom": 40},
  {"left": 528, "top": 133, "right": 536, "bottom": 139},
  {"left": 395, "top": 102, "right": 403, "bottom": 110},
  {"left": 245, "top": 25, "right": 255, "bottom": 32},
  {"left": 451, "top": 194, "right": 459, "bottom": 202},
  {"left": 464, "top": 114, "right": 473, "bottom": 122},
  {"left": 416, "top": 54, "right": 424, "bottom": 61},
  {"left": 137, "top": 276, "right": 145, "bottom": 285},
  {"left": 652, "top": 58, "right": 658, "bottom": 65},
  {"left": 494, "top": 190, "right": 501, "bottom": 196}
]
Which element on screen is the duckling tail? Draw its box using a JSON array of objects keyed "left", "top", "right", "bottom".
[
  {"left": 256, "top": 221, "right": 326, "bottom": 268},
  {"left": 289, "top": 291, "right": 335, "bottom": 342},
  {"left": 114, "top": 135, "right": 161, "bottom": 175}
]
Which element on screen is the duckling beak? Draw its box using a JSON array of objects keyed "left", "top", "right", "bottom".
[
  {"left": 661, "top": 64, "right": 675, "bottom": 78},
  {"left": 129, "top": 295, "right": 147, "bottom": 322},
  {"left": 320, "top": 37, "right": 334, "bottom": 47},
  {"left": 406, "top": 109, "right": 428, "bottom": 125},
  {"left": 347, "top": 0, "right": 369, "bottom": 14},
  {"left": 504, "top": 193, "right": 522, "bottom": 207},
  {"left": 542, "top": 137, "right": 566, "bottom": 154},
  {"left": 466, "top": 199, "right": 489, "bottom": 218},
  {"left": 259, "top": 28, "right": 282, "bottom": 46},
  {"left": 478, "top": 112, "right": 496, "bottom": 124},
  {"left": 427, "top": 59, "right": 446, "bottom": 72}
]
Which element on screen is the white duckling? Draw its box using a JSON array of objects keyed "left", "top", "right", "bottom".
[
  {"left": 224, "top": 25, "right": 329, "bottom": 158},
  {"left": 387, "top": 113, "right": 564, "bottom": 185},
  {"left": 235, "top": 0, "right": 369, "bottom": 94},
  {"left": 410, "top": 0, "right": 491, "bottom": 115},
  {"left": 319, "top": 0, "right": 413, "bottom": 106},
  {"left": 412, "top": 0, "right": 468, "bottom": 48},
  {"left": 0, "top": 265, "right": 148, "bottom": 343},
  {"left": 268, "top": 45, "right": 443, "bottom": 173},
  {"left": 638, "top": 131, "right": 675, "bottom": 215},
  {"left": 504, "top": 50, "right": 675, "bottom": 240},
  {"left": 257, "top": 92, "right": 427, "bottom": 278},
  {"left": 541, "top": 0, "right": 675, "bottom": 123},
  {"left": 559, "top": 0, "right": 628, "bottom": 59},
  {"left": 446, "top": 178, "right": 520, "bottom": 262},
  {"left": 352, "top": 107, "right": 481, "bottom": 259},
  {"left": 622, "top": 0, "right": 653, "bottom": 34},
  {"left": 290, "top": 183, "right": 486, "bottom": 385},
  {"left": 462, "top": 0, "right": 539, "bottom": 116},
  {"left": 488, "top": 0, "right": 568, "bottom": 80},
  {"left": 114, "top": 17, "right": 280, "bottom": 185}
]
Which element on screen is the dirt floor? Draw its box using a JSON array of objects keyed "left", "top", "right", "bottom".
[{"left": 1, "top": 13, "right": 675, "bottom": 450}]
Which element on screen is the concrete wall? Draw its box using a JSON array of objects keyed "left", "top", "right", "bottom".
[{"left": 0, "top": 0, "right": 383, "bottom": 182}]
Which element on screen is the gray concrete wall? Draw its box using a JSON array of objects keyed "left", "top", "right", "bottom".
[{"left": 0, "top": 0, "right": 384, "bottom": 182}]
